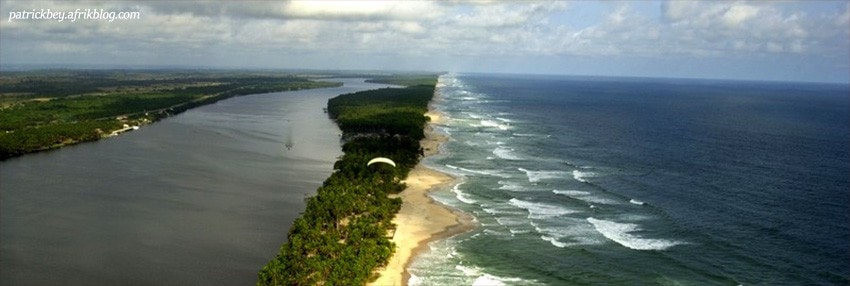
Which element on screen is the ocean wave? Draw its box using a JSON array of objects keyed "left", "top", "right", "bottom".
[
  {"left": 493, "top": 146, "right": 523, "bottom": 160},
  {"left": 452, "top": 184, "right": 478, "bottom": 204},
  {"left": 518, "top": 168, "right": 569, "bottom": 183},
  {"left": 541, "top": 235, "right": 568, "bottom": 248},
  {"left": 572, "top": 170, "right": 595, "bottom": 183},
  {"left": 531, "top": 220, "right": 603, "bottom": 248},
  {"left": 466, "top": 112, "right": 483, "bottom": 119},
  {"left": 479, "top": 120, "right": 511, "bottom": 131},
  {"left": 445, "top": 164, "right": 509, "bottom": 178},
  {"left": 497, "top": 180, "right": 528, "bottom": 192},
  {"left": 482, "top": 228, "right": 511, "bottom": 236},
  {"left": 552, "top": 189, "right": 591, "bottom": 196},
  {"left": 408, "top": 273, "right": 424, "bottom": 286},
  {"left": 494, "top": 217, "right": 535, "bottom": 235},
  {"left": 481, "top": 205, "right": 527, "bottom": 216},
  {"left": 553, "top": 189, "right": 620, "bottom": 205},
  {"left": 453, "top": 265, "right": 542, "bottom": 286},
  {"left": 509, "top": 198, "right": 577, "bottom": 219},
  {"left": 436, "top": 126, "right": 453, "bottom": 136},
  {"left": 586, "top": 217, "right": 682, "bottom": 251},
  {"left": 512, "top": 133, "right": 544, "bottom": 137},
  {"left": 509, "top": 228, "right": 532, "bottom": 235}
]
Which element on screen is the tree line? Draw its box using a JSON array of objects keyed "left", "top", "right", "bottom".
[
  {"left": 0, "top": 71, "right": 342, "bottom": 160},
  {"left": 258, "top": 76, "right": 438, "bottom": 285}
]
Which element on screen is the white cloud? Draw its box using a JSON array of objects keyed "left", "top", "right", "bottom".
[
  {"left": 722, "top": 4, "right": 760, "bottom": 27},
  {"left": 282, "top": 1, "right": 443, "bottom": 21},
  {"left": 452, "top": 3, "right": 565, "bottom": 28},
  {"left": 0, "top": 0, "right": 846, "bottom": 82},
  {"left": 653, "top": 1, "right": 848, "bottom": 56},
  {"left": 837, "top": 3, "right": 850, "bottom": 32}
]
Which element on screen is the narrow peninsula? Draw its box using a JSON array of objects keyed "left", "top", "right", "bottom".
[{"left": 258, "top": 74, "right": 471, "bottom": 285}]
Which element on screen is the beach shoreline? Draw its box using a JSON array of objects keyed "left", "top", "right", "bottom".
[{"left": 368, "top": 97, "right": 475, "bottom": 286}]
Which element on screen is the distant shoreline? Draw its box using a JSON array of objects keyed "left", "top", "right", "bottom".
[
  {"left": 0, "top": 70, "right": 342, "bottom": 161},
  {"left": 369, "top": 83, "right": 475, "bottom": 286}
]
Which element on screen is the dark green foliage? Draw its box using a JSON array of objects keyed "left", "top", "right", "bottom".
[
  {"left": 327, "top": 85, "right": 434, "bottom": 140},
  {"left": 0, "top": 120, "right": 122, "bottom": 159},
  {"left": 364, "top": 74, "right": 440, "bottom": 87},
  {"left": 258, "top": 76, "right": 437, "bottom": 286}
]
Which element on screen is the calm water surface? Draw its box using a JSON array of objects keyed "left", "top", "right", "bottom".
[{"left": 0, "top": 79, "right": 392, "bottom": 285}]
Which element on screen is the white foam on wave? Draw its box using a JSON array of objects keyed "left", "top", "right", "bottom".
[
  {"left": 481, "top": 205, "right": 526, "bottom": 216},
  {"left": 454, "top": 265, "right": 541, "bottom": 286},
  {"left": 512, "top": 133, "right": 540, "bottom": 137},
  {"left": 552, "top": 189, "right": 591, "bottom": 196},
  {"left": 586, "top": 217, "right": 682, "bottom": 250},
  {"left": 509, "top": 198, "right": 577, "bottom": 219},
  {"left": 482, "top": 228, "right": 510, "bottom": 236},
  {"left": 531, "top": 220, "right": 603, "bottom": 248},
  {"left": 473, "top": 275, "right": 506, "bottom": 286},
  {"left": 497, "top": 180, "right": 528, "bottom": 192},
  {"left": 572, "top": 170, "right": 594, "bottom": 183},
  {"left": 493, "top": 146, "right": 523, "bottom": 160},
  {"left": 518, "top": 168, "right": 569, "bottom": 183},
  {"left": 466, "top": 112, "right": 483, "bottom": 119},
  {"left": 494, "top": 216, "right": 531, "bottom": 234},
  {"left": 451, "top": 184, "right": 477, "bottom": 204},
  {"left": 408, "top": 273, "right": 424, "bottom": 286},
  {"left": 480, "top": 120, "right": 510, "bottom": 130},
  {"left": 508, "top": 227, "right": 532, "bottom": 235},
  {"left": 445, "top": 164, "right": 508, "bottom": 178},
  {"left": 541, "top": 235, "right": 568, "bottom": 248},
  {"left": 553, "top": 189, "right": 619, "bottom": 205}
]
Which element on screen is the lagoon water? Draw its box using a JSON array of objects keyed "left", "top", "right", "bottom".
[
  {"left": 0, "top": 79, "right": 393, "bottom": 285},
  {"left": 410, "top": 74, "right": 850, "bottom": 285}
]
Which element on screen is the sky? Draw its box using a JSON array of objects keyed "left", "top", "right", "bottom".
[{"left": 1, "top": 0, "right": 848, "bottom": 83}]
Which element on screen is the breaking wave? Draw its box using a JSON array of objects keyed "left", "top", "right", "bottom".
[{"left": 586, "top": 217, "right": 682, "bottom": 251}]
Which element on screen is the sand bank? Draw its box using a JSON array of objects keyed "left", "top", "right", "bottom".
[{"left": 368, "top": 110, "right": 474, "bottom": 286}]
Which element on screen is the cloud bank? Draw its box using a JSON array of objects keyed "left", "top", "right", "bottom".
[{"left": 1, "top": 0, "right": 848, "bottom": 83}]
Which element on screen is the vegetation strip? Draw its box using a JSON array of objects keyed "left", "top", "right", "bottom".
[
  {"left": 258, "top": 75, "right": 438, "bottom": 285},
  {"left": 0, "top": 70, "right": 341, "bottom": 160}
]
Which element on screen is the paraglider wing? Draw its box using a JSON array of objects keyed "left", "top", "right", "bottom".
[{"left": 366, "top": 157, "right": 396, "bottom": 167}]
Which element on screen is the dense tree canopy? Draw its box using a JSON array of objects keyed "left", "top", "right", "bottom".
[
  {"left": 327, "top": 84, "right": 434, "bottom": 140},
  {"left": 258, "top": 75, "right": 438, "bottom": 285}
]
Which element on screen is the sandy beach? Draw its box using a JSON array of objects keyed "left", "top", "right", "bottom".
[{"left": 368, "top": 109, "right": 475, "bottom": 286}]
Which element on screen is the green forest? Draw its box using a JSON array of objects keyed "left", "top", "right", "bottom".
[
  {"left": 0, "top": 70, "right": 341, "bottom": 160},
  {"left": 258, "top": 75, "right": 438, "bottom": 285}
]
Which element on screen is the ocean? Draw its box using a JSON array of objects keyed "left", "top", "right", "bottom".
[{"left": 409, "top": 74, "right": 850, "bottom": 285}]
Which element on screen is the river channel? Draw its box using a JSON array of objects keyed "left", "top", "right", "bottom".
[{"left": 0, "top": 79, "right": 393, "bottom": 285}]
